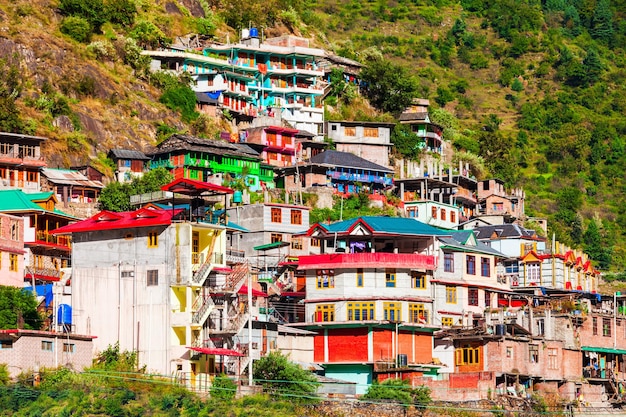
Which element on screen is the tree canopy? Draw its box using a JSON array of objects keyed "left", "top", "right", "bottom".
[
  {"left": 360, "top": 58, "right": 419, "bottom": 115},
  {"left": 0, "top": 286, "right": 43, "bottom": 330},
  {"left": 252, "top": 351, "right": 319, "bottom": 401},
  {"left": 98, "top": 167, "right": 173, "bottom": 212}
]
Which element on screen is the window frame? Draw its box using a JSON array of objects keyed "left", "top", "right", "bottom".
[
  {"left": 468, "top": 287, "right": 479, "bottom": 306},
  {"left": 445, "top": 286, "right": 457, "bottom": 304},
  {"left": 315, "top": 304, "right": 335, "bottom": 322},
  {"left": 356, "top": 268, "right": 364, "bottom": 287},
  {"left": 480, "top": 257, "right": 490, "bottom": 277},
  {"left": 347, "top": 302, "right": 375, "bottom": 321},
  {"left": 147, "top": 231, "right": 158, "bottom": 248},
  {"left": 270, "top": 207, "right": 281, "bottom": 223},
  {"left": 444, "top": 253, "right": 454, "bottom": 273},
  {"left": 147, "top": 270, "right": 159, "bottom": 286},
  {"left": 290, "top": 209, "right": 302, "bottom": 225},
  {"left": 409, "top": 303, "right": 429, "bottom": 324},
  {"left": 383, "top": 302, "right": 401, "bottom": 321},
  {"left": 466, "top": 255, "right": 476, "bottom": 275},
  {"left": 529, "top": 344, "right": 539, "bottom": 363},
  {"left": 385, "top": 268, "right": 396, "bottom": 288},
  {"left": 316, "top": 269, "right": 335, "bottom": 289},
  {"left": 411, "top": 271, "right": 426, "bottom": 289},
  {"left": 9, "top": 253, "right": 18, "bottom": 272}
]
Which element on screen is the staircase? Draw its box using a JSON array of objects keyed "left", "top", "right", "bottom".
[
  {"left": 221, "top": 262, "right": 250, "bottom": 293},
  {"left": 191, "top": 294, "right": 215, "bottom": 326},
  {"left": 192, "top": 231, "right": 218, "bottom": 286}
]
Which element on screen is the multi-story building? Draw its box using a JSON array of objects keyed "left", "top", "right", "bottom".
[
  {"left": 398, "top": 98, "right": 444, "bottom": 156},
  {"left": 243, "top": 125, "right": 299, "bottom": 167},
  {"left": 326, "top": 121, "right": 395, "bottom": 169},
  {"left": 519, "top": 249, "right": 599, "bottom": 292},
  {"left": 108, "top": 149, "right": 150, "bottom": 183},
  {"left": 149, "top": 134, "right": 275, "bottom": 192},
  {"left": 476, "top": 178, "right": 525, "bottom": 223},
  {"left": 292, "top": 216, "right": 451, "bottom": 393},
  {"left": 145, "top": 32, "right": 326, "bottom": 137},
  {"left": 0, "top": 132, "right": 47, "bottom": 192},
  {"left": 276, "top": 150, "right": 394, "bottom": 195},
  {"left": 41, "top": 167, "right": 104, "bottom": 206},
  {"left": 0, "top": 213, "right": 25, "bottom": 287},
  {"left": 0, "top": 189, "right": 75, "bottom": 284},
  {"left": 52, "top": 179, "right": 274, "bottom": 385}
]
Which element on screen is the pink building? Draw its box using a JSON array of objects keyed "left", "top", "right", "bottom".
[{"left": 0, "top": 213, "right": 25, "bottom": 287}]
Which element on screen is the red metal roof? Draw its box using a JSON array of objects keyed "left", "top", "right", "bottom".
[
  {"left": 188, "top": 346, "right": 244, "bottom": 357},
  {"left": 161, "top": 178, "right": 234, "bottom": 195},
  {"left": 239, "top": 285, "right": 267, "bottom": 297},
  {"left": 51, "top": 208, "right": 178, "bottom": 234}
]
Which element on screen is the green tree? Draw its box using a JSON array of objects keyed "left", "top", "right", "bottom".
[
  {"left": 564, "top": 5, "right": 582, "bottom": 37},
  {"left": 93, "top": 342, "right": 140, "bottom": 371},
  {"left": 58, "top": 0, "right": 106, "bottom": 32},
  {"left": 0, "top": 286, "right": 43, "bottom": 330},
  {"left": 391, "top": 123, "right": 423, "bottom": 160},
  {"left": 582, "top": 48, "right": 603, "bottom": 85},
  {"left": 160, "top": 85, "right": 199, "bottom": 123},
  {"left": 360, "top": 58, "right": 419, "bottom": 114},
  {"left": 129, "top": 20, "right": 170, "bottom": 49},
  {"left": 98, "top": 167, "right": 173, "bottom": 211},
  {"left": 60, "top": 16, "right": 92, "bottom": 43},
  {"left": 252, "top": 351, "right": 319, "bottom": 401},
  {"left": 0, "top": 60, "right": 24, "bottom": 134},
  {"left": 590, "top": 0, "right": 613, "bottom": 44},
  {"left": 361, "top": 378, "right": 431, "bottom": 408},
  {"left": 105, "top": 0, "right": 137, "bottom": 26}
]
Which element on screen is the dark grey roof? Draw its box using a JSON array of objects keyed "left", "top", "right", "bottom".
[
  {"left": 324, "top": 54, "right": 363, "bottom": 68},
  {"left": 439, "top": 231, "right": 507, "bottom": 257},
  {"left": 309, "top": 150, "right": 393, "bottom": 173},
  {"left": 108, "top": 149, "right": 150, "bottom": 160},
  {"left": 296, "top": 130, "right": 315, "bottom": 138},
  {"left": 473, "top": 224, "right": 541, "bottom": 240},
  {"left": 194, "top": 91, "right": 219, "bottom": 104},
  {"left": 398, "top": 111, "right": 428, "bottom": 122},
  {"left": 152, "top": 134, "right": 260, "bottom": 159}
]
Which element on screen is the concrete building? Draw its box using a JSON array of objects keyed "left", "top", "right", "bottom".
[
  {"left": 0, "top": 213, "right": 25, "bottom": 287},
  {"left": 0, "top": 132, "right": 47, "bottom": 192},
  {"left": 108, "top": 149, "right": 150, "bottom": 183},
  {"left": 326, "top": 121, "right": 395, "bottom": 169}
]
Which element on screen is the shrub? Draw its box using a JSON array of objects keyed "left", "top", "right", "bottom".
[
  {"left": 210, "top": 374, "right": 237, "bottom": 400},
  {"left": 159, "top": 85, "right": 199, "bottom": 122},
  {"left": 253, "top": 352, "right": 319, "bottom": 402},
  {"left": 60, "top": 16, "right": 92, "bottom": 43},
  {"left": 86, "top": 40, "right": 116, "bottom": 61}
]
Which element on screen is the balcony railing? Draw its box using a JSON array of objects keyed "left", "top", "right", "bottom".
[
  {"left": 35, "top": 231, "right": 71, "bottom": 248},
  {"left": 297, "top": 252, "right": 437, "bottom": 271}
]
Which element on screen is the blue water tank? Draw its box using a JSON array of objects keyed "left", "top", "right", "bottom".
[
  {"left": 233, "top": 190, "right": 243, "bottom": 204},
  {"left": 57, "top": 304, "right": 72, "bottom": 325},
  {"left": 249, "top": 27, "right": 259, "bottom": 38}
]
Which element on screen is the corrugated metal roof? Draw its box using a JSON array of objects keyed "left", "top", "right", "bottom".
[
  {"left": 0, "top": 190, "right": 77, "bottom": 219},
  {"left": 310, "top": 150, "right": 393, "bottom": 173},
  {"left": 41, "top": 168, "right": 104, "bottom": 189},
  {"left": 108, "top": 149, "right": 150, "bottom": 160}
]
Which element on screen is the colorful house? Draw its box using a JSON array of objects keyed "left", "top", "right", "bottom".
[
  {"left": 276, "top": 150, "right": 394, "bottom": 195},
  {"left": 0, "top": 190, "right": 76, "bottom": 284},
  {"left": 476, "top": 179, "right": 525, "bottom": 222},
  {"left": 292, "top": 216, "right": 452, "bottom": 393},
  {"left": 243, "top": 125, "right": 299, "bottom": 167},
  {"left": 326, "top": 121, "right": 395, "bottom": 169},
  {"left": 0, "top": 213, "right": 25, "bottom": 287},
  {"left": 144, "top": 33, "right": 326, "bottom": 137},
  {"left": 0, "top": 132, "right": 47, "bottom": 192},
  {"left": 398, "top": 99, "right": 444, "bottom": 156},
  {"left": 149, "top": 134, "right": 275, "bottom": 192},
  {"left": 108, "top": 149, "right": 150, "bottom": 183}
]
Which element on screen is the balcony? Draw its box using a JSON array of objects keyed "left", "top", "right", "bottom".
[
  {"left": 297, "top": 252, "right": 437, "bottom": 271},
  {"left": 34, "top": 231, "right": 71, "bottom": 249}
]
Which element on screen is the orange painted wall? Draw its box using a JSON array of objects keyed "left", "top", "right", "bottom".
[{"left": 314, "top": 328, "right": 369, "bottom": 363}]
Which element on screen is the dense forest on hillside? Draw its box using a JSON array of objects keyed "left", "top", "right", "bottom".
[{"left": 1, "top": 0, "right": 626, "bottom": 271}]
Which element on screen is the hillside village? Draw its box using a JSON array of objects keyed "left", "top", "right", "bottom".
[{"left": 0, "top": 29, "right": 624, "bottom": 412}]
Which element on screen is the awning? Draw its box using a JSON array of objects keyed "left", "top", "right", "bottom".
[
  {"left": 212, "top": 267, "right": 233, "bottom": 274},
  {"left": 188, "top": 346, "right": 244, "bottom": 357},
  {"left": 239, "top": 285, "right": 267, "bottom": 298},
  {"left": 253, "top": 241, "right": 290, "bottom": 251},
  {"left": 581, "top": 346, "right": 626, "bottom": 355}
]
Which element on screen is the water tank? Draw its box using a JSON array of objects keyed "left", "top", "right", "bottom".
[
  {"left": 249, "top": 27, "right": 259, "bottom": 38},
  {"left": 233, "top": 190, "right": 243, "bottom": 204},
  {"left": 58, "top": 304, "right": 72, "bottom": 325},
  {"left": 241, "top": 28, "right": 250, "bottom": 39},
  {"left": 397, "top": 354, "right": 408, "bottom": 367},
  {"left": 495, "top": 324, "right": 506, "bottom": 336}
]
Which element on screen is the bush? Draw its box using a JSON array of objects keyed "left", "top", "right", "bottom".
[
  {"left": 60, "top": 16, "right": 92, "bottom": 43},
  {"left": 210, "top": 374, "right": 237, "bottom": 400},
  {"left": 86, "top": 40, "right": 116, "bottom": 61},
  {"left": 361, "top": 379, "right": 431, "bottom": 409},
  {"left": 253, "top": 352, "right": 319, "bottom": 402},
  {"left": 159, "top": 85, "right": 199, "bottom": 122}
]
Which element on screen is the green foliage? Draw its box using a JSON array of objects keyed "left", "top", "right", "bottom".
[
  {"left": 252, "top": 351, "right": 319, "bottom": 402},
  {"left": 98, "top": 167, "right": 173, "bottom": 211},
  {"left": 105, "top": 0, "right": 137, "bottom": 27},
  {"left": 590, "top": 0, "right": 613, "bottom": 44},
  {"left": 0, "top": 286, "right": 43, "bottom": 330},
  {"left": 120, "top": 36, "right": 151, "bottom": 72},
  {"left": 391, "top": 123, "right": 423, "bottom": 160},
  {"left": 129, "top": 20, "right": 170, "bottom": 49},
  {"left": 360, "top": 58, "right": 419, "bottom": 114},
  {"left": 361, "top": 378, "right": 432, "bottom": 408},
  {"left": 210, "top": 374, "right": 237, "bottom": 400},
  {"left": 93, "top": 342, "right": 139, "bottom": 371},
  {"left": 0, "top": 364, "right": 9, "bottom": 386},
  {"left": 58, "top": 0, "right": 106, "bottom": 32},
  {"left": 60, "top": 16, "right": 92, "bottom": 43}
]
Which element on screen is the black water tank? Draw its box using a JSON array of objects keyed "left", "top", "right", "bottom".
[{"left": 495, "top": 324, "right": 506, "bottom": 335}]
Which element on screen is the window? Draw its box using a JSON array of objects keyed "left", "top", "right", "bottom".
[
  {"left": 290, "top": 210, "right": 302, "bottom": 225},
  {"left": 481, "top": 257, "right": 490, "bottom": 277},
  {"left": 411, "top": 271, "right": 426, "bottom": 289},
  {"left": 409, "top": 303, "right": 428, "bottom": 324},
  {"left": 26, "top": 171, "right": 37, "bottom": 182},
  {"left": 345, "top": 127, "right": 356, "bottom": 136},
  {"left": 384, "top": 302, "right": 401, "bottom": 321},
  {"left": 431, "top": 206, "right": 437, "bottom": 219},
  {"left": 406, "top": 207, "right": 417, "bottom": 218},
  {"left": 271, "top": 207, "right": 281, "bottom": 223},
  {"left": 148, "top": 231, "right": 158, "bottom": 248},
  {"left": 537, "top": 318, "right": 545, "bottom": 336},
  {"left": 440, "top": 208, "right": 446, "bottom": 221},
  {"left": 526, "top": 262, "right": 540, "bottom": 284},
  {"left": 9, "top": 254, "right": 17, "bottom": 272},
  {"left": 0, "top": 341, "right": 13, "bottom": 349},
  {"left": 529, "top": 344, "right": 539, "bottom": 363},
  {"left": 506, "top": 346, "right": 513, "bottom": 358},
  {"left": 125, "top": 233, "right": 133, "bottom": 240},
  {"left": 63, "top": 343, "right": 75, "bottom": 353},
  {"left": 455, "top": 345, "right": 480, "bottom": 365},
  {"left": 356, "top": 268, "right": 363, "bottom": 287},
  {"left": 441, "top": 317, "right": 454, "bottom": 327},
  {"left": 347, "top": 302, "right": 375, "bottom": 321},
  {"left": 466, "top": 255, "right": 476, "bottom": 275},
  {"left": 121, "top": 271, "right": 134, "bottom": 278},
  {"left": 547, "top": 348, "right": 558, "bottom": 370},
  {"left": 504, "top": 262, "right": 519, "bottom": 274},
  {"left": 363, "top": 127, "right": 378, "bottom": 137},
  {"left": 446, "top": 286, "right": 457, "bottom": 304},
  {"left": 10, "top": 222, "right": 18, "bottom": 240},
  {"left": 450, "top": 211, "right": 456, "bottom": 223},
  {"left": 311, "top": 238, "right": 320, "bottom": 247},
  {"left": 593, "top": 317, "right": 598, "bottom": 335},
  {"left": 315, "top": 304, "right": 334, "bottom": 322},
  {"left": 35, "top": 255, "right": 44, "bottom": 269},
  {"left": 468, "top": 288, "right": 479, "bottom": 306},
  {"left": 147, "top": 270, "right": 158, "bottom": 286},
  {"left": 316, "top": 269, "right": 334, "bottom": 289},
  {"left": 42, "top": 341, "right": 53, "bottom": 351},
  {"left": 603, "top": 318, "right": 612, "bottom": 337},
  {"left": 493, "top": 202, "right": 504, "bottom": 212},
  {"left": 385, "top": 269, "right": 396, "bottom": 287},
  {"left": 444, "top": 253, "right": 454, "bottom": 273},
  {"left": 291, "top": 238, "right": 302, "bottom": 250},
  {"left": 271, "top": 233, "right": 283, "bottom": 243},
  {"left": 485, "top": 291, "right": 491, "bottom": 307}
]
